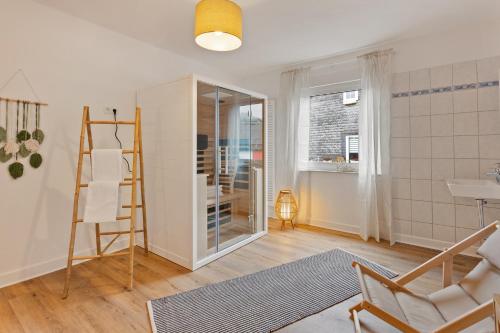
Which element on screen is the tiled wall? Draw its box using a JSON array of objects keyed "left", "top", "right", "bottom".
[{"left": 391, "top": 56, "right": 500, "bottom": 244}]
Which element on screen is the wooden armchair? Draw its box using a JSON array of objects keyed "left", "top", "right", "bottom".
[
  {"left": 350, "top": 222, "right": 500, "bottom": 333},
  {"left": 495, "top": 295, "right": 500, "bottom": 333}
]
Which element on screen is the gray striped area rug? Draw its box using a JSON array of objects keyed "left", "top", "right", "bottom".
[{"left": 147, "top": 248, "right": 396, "bottom": 333}]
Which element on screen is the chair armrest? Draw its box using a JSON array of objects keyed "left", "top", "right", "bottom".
[
  {"left": 397, "top": 222, "right": 499, "bottom": 286},
  {"left": 433, "top": 300, "right": 494, "bottom": 333},
  {"left": 352, "top": 262, "right": 409, "bottom": 293}
]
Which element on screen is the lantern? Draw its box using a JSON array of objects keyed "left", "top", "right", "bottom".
[{"left": 275, "top": 190, "right": 298, "bottom": 230}]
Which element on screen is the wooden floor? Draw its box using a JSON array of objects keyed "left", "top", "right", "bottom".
[{"left": 0, "top": 220, "right": 479, "bottom": 333}]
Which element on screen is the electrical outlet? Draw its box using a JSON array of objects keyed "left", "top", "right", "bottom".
[{"left": 104, "top": 107, "right": 114, "bottom": 115}]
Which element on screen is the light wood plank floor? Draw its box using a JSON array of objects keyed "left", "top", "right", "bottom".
[{"left": 0, "top": 220, "right": 479, "bottom": 333}]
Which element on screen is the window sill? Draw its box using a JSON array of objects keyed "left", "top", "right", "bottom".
[
  {"left": 299, "top": 162, "right": 359, "bottom": 174},
  {"left": 301, "top": 169, "right": 358, "bottom": 174}
]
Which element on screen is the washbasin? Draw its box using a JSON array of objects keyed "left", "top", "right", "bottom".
[{"left": 446, "top": 179, "right": 500, "bottom": 200}]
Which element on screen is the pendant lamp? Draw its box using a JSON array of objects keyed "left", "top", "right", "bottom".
[{"left": 194, "top": 0, "right": 242, "bottom": 52}]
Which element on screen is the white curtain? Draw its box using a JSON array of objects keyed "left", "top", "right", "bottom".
[
  {"left": 358, "top": 50, "right": 393, "bottom": 243},
  {"left": 276, "top": 68, "right": 311, "bottom": 195}
]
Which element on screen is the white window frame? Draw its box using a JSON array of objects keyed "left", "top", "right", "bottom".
[{"left": 298, "top": 80, "right": 361, "bottom": 173}]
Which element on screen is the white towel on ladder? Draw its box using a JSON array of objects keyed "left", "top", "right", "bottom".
[
  {"left": 83, "top": 149, "right": 123, "bottom": 223},
  {"left": 83, "top": 181, "right": 120, "bottom": 223},
  {"left": 91, "top": 149, "right": 123, "bottom": 181}
]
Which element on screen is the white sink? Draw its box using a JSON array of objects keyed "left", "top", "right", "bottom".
[{"left": 446, "top": 179, "right": 500, "bottom": 200}]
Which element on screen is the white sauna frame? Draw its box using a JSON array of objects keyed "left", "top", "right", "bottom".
[{"left": 137, "top": 74, "right": 268, "bottom": 270}]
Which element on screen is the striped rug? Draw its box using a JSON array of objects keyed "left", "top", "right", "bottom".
[{"left": 147, "top": 248, "right": 396, "bottom": 333}]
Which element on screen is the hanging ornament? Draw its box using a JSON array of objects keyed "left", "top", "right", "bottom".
[
  {"left": 0, "top": 127, "right": 5, "bottom": 144},
  {"left": 24, "top": 138, "right": 40, "bottom": 152},
  {"left": 18, "top": 143, "right": 30, "bottom": 158},
  {"left": 4, "top": 140, "right": 19, "bottom": 155},
  {"left": 8, "top": 161, "right": 23, "bottom": 179},
  {"left": 32, "top": 104, "right": 44, "bottom": 144},
  {"left": 30, "top": 153, "right": 42, "bottom": 168},
  {"left": 0, "top": 147, "right": 12, "bottom": 162},
  {"left": 0, "top": 100, "right": 5, "bottom": 144},
  {"left": 17, "top": 102, "right": 30, "bottom": 143}
]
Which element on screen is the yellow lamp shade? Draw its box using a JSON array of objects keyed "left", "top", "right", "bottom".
[
  {"left": 275, "top": 190, "right": 298, "bottom": 222},
  {"left": 195, "top": 0, "right": 242, "bottom": 51}
]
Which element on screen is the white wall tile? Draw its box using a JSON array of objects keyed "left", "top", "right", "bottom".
[
  {"left": 484, "top": 207, "right": 500, "bottom": 226},
  {"left": 455, "top": 205, "right": 479, "bottom": 229},
  {"left": 453, "top": 61, "right": 477, "bottom": 85},
  {"left": 394, "top": 219, "right": 412, "bottom": 235},
  {"left": 431, "top": 65, "right": 452, "bottom": 89},
  {"left": 391, "top": 97, "right": 409, "bottom": 118},
  {"left": 477, "top": 56, "right": 500, "bottom": 82},
  {"left": 392, "top": 178, "right": 411, "bottom": 199},
  {"left": 431, "top": 92, "right": 453, "bottom": 115},
  {"left": 433, "top": 225, "right": 455, "bottom": 242},
  {"left": 411, "top": 137, "right": 431, "bottom": 158},
  {"left": 392, "top": 117, "right": 410, "bottom": 137},
  {"left": 456, "top": 227, "right": 476, "bottom": 242},
  {"left": 480, "top": 159, "right": 500, "bottom": 179},
  {"left": 432, "top": 137, "right": 454, "bottom": 159},
  {"left": 412, "top": 222, "right": 433, "bottom": 238},
  {"left": 410, "top": 116, "right": 431, "bottom": 137},
  {"left": 410, "top": 69, "right": 430, "bottom": 91},
  {"left": 454, "top": 159, "right": 479, "bottom": 179},
  {"left": 454, "top": 112, "right": 478, "bottom": 136},
  {"left": 479, "top": 111, "right": 500, "bottom": 135},
  {"left": 432, "top": 180, "right": 454, "bottom": 203},
  {"left": 454, "top": 197, "right": 476, "bottom": 206},
  {"left": 391, "top": 138, "right": 410, "bottom": 158},
  {"left": 453, "top": 89, "right": 478, "bottom": 113},
  {"left": 432, "top": 159, "right": 454, "bottom": 180},
  {"left": 412, "top": 200, "right": 433, "bottom": 223},
  {"left": 478, "top": 86, "right": 499, "bottom": 111},
  {"left": 410, "top": 95, "right": 430, "bottom": 116},
  {"left": 433, "top": 203, "right": 455, "bottom": 227},
  {"left": 454, "top": 136, "right": 479, "bottom": 158},
  {"left": 393, "top": 199, "right": 411, "bottom": 220},
  {"left": 479, "top": 135, "right": 500, "bottom": 159},
  {"left": 391, "top": 58, "right": 499, "bottom": 245},
  {"left": 393, "top": 72, "right": 410, "bottom": 93},
  {"left": 392, "top": 158, "right": 411, "bottom": 178},
  {"left": 411, "top": 179, "right": 432, "bottom": 201},
  {"left": 431, "top": 114, "right": 453, "bottom": 137},
  {"left": 411, "top": 159, "right": 431, "bottom": 179}
]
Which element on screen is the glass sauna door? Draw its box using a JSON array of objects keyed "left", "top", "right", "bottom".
[
  {"left": 217, "top": 87, "right": 255, "bottom": 251},
  {"left": 197, "top": 81, "right": 264, "bottom": 259},
  {"left": 197, "top": 82, "right": 217, "bottom": 260}
]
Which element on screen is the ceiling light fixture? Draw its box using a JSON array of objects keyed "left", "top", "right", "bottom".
[{"left": 194, "top": 0, "right": 242, "bottom": 52}]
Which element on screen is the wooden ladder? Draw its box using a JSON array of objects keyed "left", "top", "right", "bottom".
[{"left": 62, "top": 106, "right": 148, "bottom": 299}]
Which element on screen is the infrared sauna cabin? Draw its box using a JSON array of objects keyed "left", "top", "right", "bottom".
[{"left": 138, "top": 75, "right": 267, "bottom": 270}]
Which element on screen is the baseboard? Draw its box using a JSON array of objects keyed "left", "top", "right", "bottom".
[
  {"left": 0, "top": 239, "right": 129, "bottom": 289},
  {"left": 307, "top": 218, "right": 360, "bottom": 235},
  {"left": 394, "top": 233, "right": 478, "bottom": 257},
  {"left": 137, "top": 241, "right": 192, "bottom": 269}
]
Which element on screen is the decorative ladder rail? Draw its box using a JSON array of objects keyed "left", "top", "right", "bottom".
[{"left": 62, "top": 106, "right": 148, "bottom": 299}]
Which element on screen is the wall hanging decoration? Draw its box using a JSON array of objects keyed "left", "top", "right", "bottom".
[{"left": 0, "top": 69, "right": 48, "bottom": 179}]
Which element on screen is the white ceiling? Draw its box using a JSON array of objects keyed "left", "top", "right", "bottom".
[{"left": 34, "top": 0, "right": 500, "bottom": 78}]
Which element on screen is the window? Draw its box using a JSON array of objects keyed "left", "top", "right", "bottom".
[
  {"left": 343, "top": 91, "right": 359, "bottom": 105},
  {"left": 299, "top": 81, "right": 360, "bottom": 172}
]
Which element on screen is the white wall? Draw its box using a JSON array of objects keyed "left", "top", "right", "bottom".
[
  {"left": 0, "top": 0, "right": 235, "bottom": 288},
  {"left": 241, "top": 18, "right": 500, "bottom": 248}
]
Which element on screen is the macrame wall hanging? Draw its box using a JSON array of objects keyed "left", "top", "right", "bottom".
[{"left": 0, "top": 69, "right": 47, "bottom": 179}]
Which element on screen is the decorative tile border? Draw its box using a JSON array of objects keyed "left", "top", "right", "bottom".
[{"left": 392, "top": 80, "right": 499, "bottom": 98}]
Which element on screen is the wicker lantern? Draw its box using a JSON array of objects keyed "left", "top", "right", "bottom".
[{"left": 275, "top": 190, "right": 298, "bottom": 230}]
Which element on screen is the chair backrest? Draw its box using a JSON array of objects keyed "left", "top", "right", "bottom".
[{"left": 459, "top": 228, "right": 500, "bottom": 305}]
